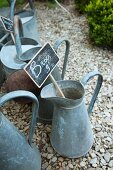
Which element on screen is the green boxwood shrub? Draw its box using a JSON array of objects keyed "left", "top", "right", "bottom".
[
  {"left": 0, "top": 0, "right": 25, "bottom": 8},
  {"left": 0, "top": 0, "right": 9, "bottom": 8},
  {"left": 75, "top": 0, "right": 91, "bottom": 13},
  {"left": 86, "top": 0, "right": 113, "bottom": 47}
]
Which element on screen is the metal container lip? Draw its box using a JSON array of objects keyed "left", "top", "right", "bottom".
[
  {"left": 3, "top": 38, "right": 38, "bottom": 46},
  {"left": 1, "top": 44, "right": 26, "bottom": 70},
  {"left": 19, "top": 46, "right": 42, "bottom": 61},
  {"left": 41, "top": 80, "right": 85, "bottom": 108},
  {"left": 0, "top": 38, "right": 38, "bottom": 70}
]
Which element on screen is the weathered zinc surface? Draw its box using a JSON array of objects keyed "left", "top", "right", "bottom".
[
  {"left": 0, "top": 90, "right": 41, "bottom": 170},
  {"left": 41, "top": 71, "right": 103, "bottom": 158}
]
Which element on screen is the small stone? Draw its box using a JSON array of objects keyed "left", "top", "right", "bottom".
[
  {"left": 106, "top": 137, "right": 112, "bottom": 142},
  {"left": 90, "top": 158, "right": 98, "bottom": 167},
  {"left": 58, "top": 157, "right": 64, "bottom": 162},
  {"left": 109, "top": 160, "right": 113, "bottom": 167},
  {"left": 51, "top": 157, "right": 57, "bottom": 162},
  {"left": 59, "top": 167, "right": 64, "bottom": 170},
  {"left": 80, "top": 161, "right": 86, "bottom": 167},
  {"left": 90, "top": 152, "right": 96, "bottom": 158},
  {"left": 65, "top": 166, "right": 69, "bottom": 170},
  {"left": 68, "top": 163, "right": 73, "bottom": 169},
  {"left": 47, "top": 154, "right": 53, "bottom": 159},
  {"left": 104, "top": 152, "right": 111, "bottom": 162},
  {"left": 46, "top": 127, "right": 51, "bottom": 133},
  {"left": 47, "top": 165, "right": 52, "bottom": 170},
  {"left": 42, "top": 153, "right": 48, "bottom": 158},
  {"left": 100, "top": 148, "right": 105, "bottom": 153},
  {"left": 42, "top": 162, "right": 48, "bottom": 169},
  {"left": 47, "top": 147, "right": 53, "bottom": 153},
  {"left": 101, "top": 158, "right": 107, "bottom": 165}
]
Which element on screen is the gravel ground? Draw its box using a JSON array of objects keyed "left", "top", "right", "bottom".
[{"left": 0, "top": 1, "right": 113, "bottom": 170}]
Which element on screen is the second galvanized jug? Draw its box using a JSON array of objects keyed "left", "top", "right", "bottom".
[
  {"left": 0, "top": 90, "right": 41, "bottom": 170},
  {"left": 10, "top": 0, "right": 40, "bottom": 42},
  {"left": 41, "top": 71, "right": 103, "bottom": 158},
  {"left": 0, "top": 15, "right": 40, "bottom": 77}
]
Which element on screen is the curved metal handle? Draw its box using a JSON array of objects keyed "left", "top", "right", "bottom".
[
  {"left": 81, "top": 71, "right": 103, "bottom": 114},
  {"left": 10, "top": 0, "right": 34, "bottom": 20},
  {"left": 0, "top": 90, "right": 39, "bottom": 146},
  {"left": 10, "top": 0, "right": 16, "bottom": 20},
  {"left": 14, "top": 15, "right": 23, "bottom": 59},
  {"left": 54, "top": 38, "right": 70, "bottom": 80},
  {"left": 28, "top": 0, "right": 34, "bottom": 10}
]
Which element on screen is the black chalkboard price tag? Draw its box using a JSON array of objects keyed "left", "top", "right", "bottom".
[
  {"left": 0, "top": 16, "right": 13, "bottom": 32},
  {"left": 24, "top": 43, "right": 59, "bottom": 88}
]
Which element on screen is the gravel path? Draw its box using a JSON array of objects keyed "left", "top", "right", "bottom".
[{"left": 1, "top": 1, "right": 113, "bottom": 169}]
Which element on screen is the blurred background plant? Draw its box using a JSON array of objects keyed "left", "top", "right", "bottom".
[
  {"left": 0, "top": 0, "right": 25, "bottom": 8},
  {"left": 86, "top": 0, "right": 113, "bottom": 48},
  {"left": 74, "top": 0, "right": 91, "bottom": 13}
]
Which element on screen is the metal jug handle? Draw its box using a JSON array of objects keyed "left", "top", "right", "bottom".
[
  {"left": 10, "top": 0, "right": 34, "bottom": 20},
  {"left": 10, "top": 0, "right": 16, "bottom": 20},
  {"left": 14, "top": 15, "right": 24, "bottom": 59},
  {"left": 28, "top": 0, "right": 35, "bottom": 10},
  {"left": 54, "top": 38, "right": 70, "bottom": 80},
  {"left": 81, "top": 70, "right": 103, "bottom": 114},
  {"left": 0, "top": 90, "right": 39, "bottom": 146}
]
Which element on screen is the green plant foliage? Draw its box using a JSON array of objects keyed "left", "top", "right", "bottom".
[
  {"left": 0, "top": 0, "right": 9, "bottom": 8},
  {"left": 86, "top": 0, "right": 113, "bottom": 47},
  {"left": 46, "top": 1, "right": 56, "bottom": 9},
  {"left": 0, "top": 0, "right": 25, "bottom": 8},
  {"left": 75, "top": 0, "right": 91, "bottom": 12}
]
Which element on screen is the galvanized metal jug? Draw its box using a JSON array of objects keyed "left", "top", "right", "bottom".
[
  {"left": 0, "top": 15, "right": 40, "bottom": 77},
  {"left": 0, "top": 90, "right": 41, "bottom": 170},
  {"left": 41, "top": 71, "right": 103, "bottom": 158},
  {"left": 10, "top": 0, "right": 40, "bottom": 42},
  {"left": 38, "top": 38, "right": 70, "bottom": 124}
]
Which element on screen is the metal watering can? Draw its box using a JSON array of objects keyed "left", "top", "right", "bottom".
[
  {"left": 41, "top": 71, "right": 103, "bottom": 158},
  {"left": 0, "top": 90, "right": 41, "bottom": 170},
  {"left": 0, "top": 15, "right": 41, "bottom": 77},
  {"left": 10, "top": 0, "right": 40, "bottom": 42}
]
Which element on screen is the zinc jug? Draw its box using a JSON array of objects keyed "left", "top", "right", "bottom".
[
  {"left": 10, "top": 0, "right": 40, "bottom": 42},
  {"left": 41, "top": 71, "right": 103, "bottom": 158},
  {"left": 0, "top": 90, "right": 41, "bottom": 170},
  {"left": 0, "top": 15, "right": 40, "bottom": 77},
  {"left": 38, "top": 38, "right": 70, "bottom": 124}
]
